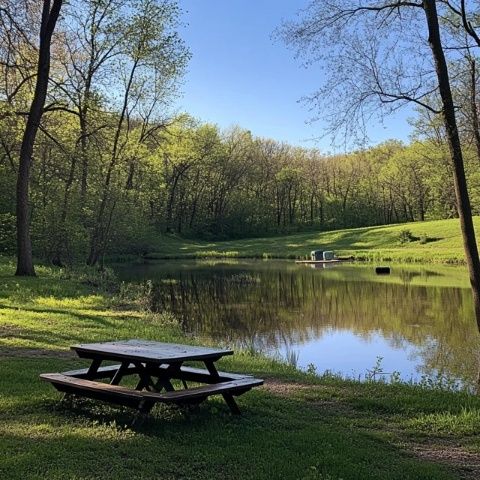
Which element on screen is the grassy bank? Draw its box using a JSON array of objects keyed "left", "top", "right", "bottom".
[
  {"left": 1, "top": 259, "right": 480, "bottom": 479},
  {"left": 144, "top": 217, "right": 480, "bottom": 264}
]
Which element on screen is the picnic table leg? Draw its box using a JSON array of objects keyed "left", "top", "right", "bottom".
[
  {"left": 60, "top": 358, "right": 103, "bottom": 406},
  {"left": 133, "top": 362, "right": 177, "bottom": 392},
  {"left": 110, "top": 361, "right": 129, "bottom": 385},
  {"left": 204, "top": 360, "right": 242, "bottom": 415},
  {"left": 86, "top": 358, "right": 102, "bottom": 379},
  {"left": 153, "top": 377, "right": 175, "bottom": 392},
  {"left": 151, "top": 363, "right": 181, "bottom": 392},
  {"left": 222, "top": 393, "right": 241, "bottom": 415},
  {"left": 134, "top": 362, "right": 156, "bottom": 391}
]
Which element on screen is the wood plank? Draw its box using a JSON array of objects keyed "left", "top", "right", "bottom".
[
  {"left": 157, "top": 365, "right": 251, "bottom": 383},
  {"left": 61, "top": 363, "right": 251, "bottom": 383},
  {"left": 41, "top": 373, "right": 145, "bottom": 398},
  {"left": 41, "top": 373, "right": 263, "bottom": 403},
  {"left": 295, "top": 259, "right": 343, "bottom": 264},
  {"left": 40, "top": 373, "right": 148, "bottom": 410},
  {"left": 41, "top": 371, "right": 263, "bottom": 417},
  {"left": 61, "top": 364, "right": 138, "bottom": 379},
  {"left": 156, "top": 378, "right": 264, "bottom": 402},
  {"left": 71, "top": 339, "right": 233, "bottom": 363}
]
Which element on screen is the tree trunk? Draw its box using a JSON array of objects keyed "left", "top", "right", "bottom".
[
  {"left": 310, "top": 193, "right": 315, "bottom": 225},
  {"left": 79, "top": 23, "right": 97, "bottom": 205},
  {"left": 424, "top": 0, "right": 480, "bottom": 332},
  {"left": 165, "top": 172, "right": 180, "bottom": 233},
  {"left": 52, "top": 154, "right": 78, "bottom": 267},
  {"left": 79, "top": 115, "right": 89, "bottom": 203},
  {"left": 15, "top": 0, "right": 63, "bottom": 276},
  {"left": 469, "top": 58, "right": 480, "bottom": 165},
  {"left": 87, "top": 58, "right": 139, "bottom": 265}
]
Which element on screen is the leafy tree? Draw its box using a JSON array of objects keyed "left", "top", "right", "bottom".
[
  {"left": 278, "top": 0, "right": 480, "bottom": 331},
  {"left": 12, "top": 0, "right": 63, "bottom": 276}
]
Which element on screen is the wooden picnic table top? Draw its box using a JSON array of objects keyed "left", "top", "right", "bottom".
[{"left": 71, "top": 339, "right": 234, "bottom": 364}]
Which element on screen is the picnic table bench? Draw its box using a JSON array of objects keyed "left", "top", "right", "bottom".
[{"left": 40, "top": 340, "right": 263, "bottom": 421}]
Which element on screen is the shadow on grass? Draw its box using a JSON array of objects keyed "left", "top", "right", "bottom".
[
  {"left": 0, "top": 302, "right": 150, "bottom": 353},
  {"left": 0, "top": 303, "right": 121, "bottom": 326},
  {"left": 1, "top": 394, "right": 456, "bottom": 480},
  {"left": 0, "top": 322, "right": 110, "bottom": 347},
  {"left": 1, "top": 358, "right": 473, "bottom": 480}
]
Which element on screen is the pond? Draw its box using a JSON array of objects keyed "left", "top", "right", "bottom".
[{"left": 116, "top": 260, "right": 480, "bottom": 387}]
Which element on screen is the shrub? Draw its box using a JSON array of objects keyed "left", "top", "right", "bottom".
[
  {"left": 398, "top": 229, "right": 415, "bottom": 244},
  {"left": 59, "top": 265, "right": 118, "bottom": 291}
]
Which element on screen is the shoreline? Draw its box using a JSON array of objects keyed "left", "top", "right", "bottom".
[{"left": 109, "top": 217, "right": 479, "bottom": 266}]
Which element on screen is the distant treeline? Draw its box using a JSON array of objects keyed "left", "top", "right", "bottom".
[
  {"left": 1, "top": 1, "right": 480, "bottom": 265},
  {"left": 2, "top": 114, "right": 478, "bottom": 263}
]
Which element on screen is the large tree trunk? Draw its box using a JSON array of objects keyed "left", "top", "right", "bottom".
[
  {"left": 424, "top": 0, "right": 480, "bottom": 332},
  {"left": 15, "top": 0, "right": 63, "bottom": 276}
]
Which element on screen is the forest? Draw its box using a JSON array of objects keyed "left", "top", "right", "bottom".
[{"left": 2, "top": 0, "right": 480, "bottom": 267}]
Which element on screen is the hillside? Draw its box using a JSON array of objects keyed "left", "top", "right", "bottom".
[{"left": 144, "top": 217, "right": 480, "bottom": 263}]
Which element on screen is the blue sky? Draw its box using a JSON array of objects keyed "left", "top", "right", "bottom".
[{"left": 176, "top": 0, "right": 414, "bottom": 152}]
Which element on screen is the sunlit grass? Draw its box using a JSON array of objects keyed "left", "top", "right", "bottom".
[
  {"left": 407, "top": 408, "right": 480, "bottom": 436},
  {"left": 145, "top": 217, "right": 479, "bottom": 263}
]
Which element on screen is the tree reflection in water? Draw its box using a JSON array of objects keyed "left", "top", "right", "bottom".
[{"left": 118, "top": 261, "right": 480, "bottom": 387}]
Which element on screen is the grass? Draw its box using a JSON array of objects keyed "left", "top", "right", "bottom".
[
  {"left": 1, "top": 258, "right": 480, "bottom": 479},
  {"left": 143, "top": 217, "right": 480, "bottom": 264}
]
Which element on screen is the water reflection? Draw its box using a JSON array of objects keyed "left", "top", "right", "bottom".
[{"left": 117, "top": 261, "right": 480, "bottom": 386}]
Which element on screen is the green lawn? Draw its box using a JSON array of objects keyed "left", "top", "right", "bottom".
[
  {"left": 145, "top": 217, "right": 480, "bottom": 263},
  {"left": 1, "top": 259, "right": 480, "bottom": 479}
]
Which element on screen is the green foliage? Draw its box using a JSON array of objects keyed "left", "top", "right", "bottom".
[
  {"left": 117, "top": 279, "right": 158, "bottom": 312},
  {"left": 0, "top": 213, "right": 15, "bottom": 255},
  {"left": 2, "top": 2, "right": 480, "bottom": 270},
  {"left": 407, "top": 408, "right": 480, "bottom": 436},
  {"left": 366, "top": 356, "right": 386, "bottom": 381},
  {"left": 398, "top": 229, "right": 416, "bottom": 244},
  {"left": 58, "top": 265, "right": 118, "bottom": 292}
]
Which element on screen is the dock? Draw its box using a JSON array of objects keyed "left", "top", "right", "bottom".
[{"left": 295, "top": 259, "right": 343, "bottom": 265}]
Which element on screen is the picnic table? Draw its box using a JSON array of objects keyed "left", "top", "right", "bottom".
[{"left": 41, "top": 339, "right": 263, "bottom": 422}]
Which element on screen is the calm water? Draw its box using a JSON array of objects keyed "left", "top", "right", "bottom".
[{"left": 116, "top": 260, "right": 480, "bottom": 386}]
